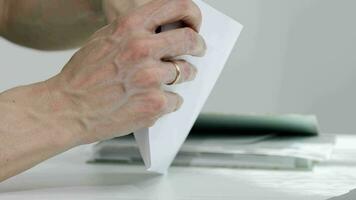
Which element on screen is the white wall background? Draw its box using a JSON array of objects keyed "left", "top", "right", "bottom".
[{"left": 1, "top": 0, "right": 356, "bottom": 133}]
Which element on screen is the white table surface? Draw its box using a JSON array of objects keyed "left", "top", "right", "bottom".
[{"left": 1, "top": 134, "right": 356, "bottom": 200}]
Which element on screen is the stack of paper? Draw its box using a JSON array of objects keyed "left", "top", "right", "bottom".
[
  {"left": 89, "top": 133, "right": 336, "bottom": 170},
  {"left": 90, "top": 113, "right": 335, "bottom": 170}
]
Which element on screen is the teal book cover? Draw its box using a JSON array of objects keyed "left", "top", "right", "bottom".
[{"left": 190, "top": 113, "right": 319, "bottom": 136}]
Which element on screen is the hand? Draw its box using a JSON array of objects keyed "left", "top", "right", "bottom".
[{"left": 46, "top": 0, "right": 206, "bottom": 145}]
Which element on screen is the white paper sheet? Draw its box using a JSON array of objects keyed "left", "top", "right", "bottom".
[{"left": 134, "top": 0, "right": 243, "bottom": 173}]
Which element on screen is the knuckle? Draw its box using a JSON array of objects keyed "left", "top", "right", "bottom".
[
  {"left": 196, "top": 5, "right": 203, "bottom": 23},
  {"left": 133, "top": 94, "right": 166, "bottom": 117},
  {"left": 132, "top": 68, "right": 160, "bottom": 88},
  {"left": 182, "top": 27, "right": 199, "bottom": 51},
  {"left": 143, "top": 91, "right": 167, "bottom": 114},
  {"left": 183, "top": 61, "right": 197, "bottom": 81},
  {"left": 132, "top": 91, "right": 167, "bottom": 117},
  {"left": 120, "top": 17, "right": 134, "bottom": 28},
  {"left": 177, "top": 0, "right": 192, "bottom": 11},
  {"left": 128, "top": 39, "right": 146, "bottom": 50},
  {"left": 176, "top": 0, "right": 202, "bottom": 25},
  {"left": 183, "top": 27, "right": 197, "bottom": 44},
  {"left": 183, "top": 27, "right": 196, "bottom": 40},
  {"left": 126, "top": 39, "right": 151, "bottom": 59},
  {"left": 116, "top": 15, "right": 140, "bottom": 31}
]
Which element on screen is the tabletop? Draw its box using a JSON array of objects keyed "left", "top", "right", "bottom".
[{"left": 1, "top": 134, "right": 356, "bottom": 200}]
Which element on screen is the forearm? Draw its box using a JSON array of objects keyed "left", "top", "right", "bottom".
[
  {"left": 0, "top": 0, "right": 107, "bottom": 50},
  {"left": 0, "top": 0, "right": 151, "bottom": 50},
  {"left": 0, "top": 80, "right": 79, "bottom": 182}
]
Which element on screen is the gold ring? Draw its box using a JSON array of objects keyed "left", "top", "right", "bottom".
[{"left": 167, "top": 61, "right": 181, "bottom": 85}]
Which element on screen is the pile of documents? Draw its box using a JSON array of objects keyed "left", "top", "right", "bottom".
[{"left": 90, "top": 114, "right": 336, "bottom": 170}]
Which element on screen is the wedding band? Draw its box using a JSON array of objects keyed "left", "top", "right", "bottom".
[{"left": 167, "top": 61, "right": 182, "bottom": 85}]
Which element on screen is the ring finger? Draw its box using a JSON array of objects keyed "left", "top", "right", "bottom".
[{"left": 160, "top": 59, "right": 197, "bottom": 85}]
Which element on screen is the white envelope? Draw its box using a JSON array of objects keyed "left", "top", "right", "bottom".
[{"left": 134, "top": 0, "right": 243, "bottom": 173}]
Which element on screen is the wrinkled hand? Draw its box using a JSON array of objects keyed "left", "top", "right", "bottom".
[{"left": 46, "top": 0, "right": 206, "bottom": 145}]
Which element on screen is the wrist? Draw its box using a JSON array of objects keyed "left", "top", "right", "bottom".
[
  {"left": 1, "top": 79, "right": 82, "bottom": 152},
  {"left": 0, "top": 80, "right": 82, "bottom": 181},
  {"left": 41, "top": 76, "right": 86, "bottom": 148}
]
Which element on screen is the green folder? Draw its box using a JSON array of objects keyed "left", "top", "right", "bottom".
[{"left": 190, "top": 113, "right": 319, "bottom": 136}]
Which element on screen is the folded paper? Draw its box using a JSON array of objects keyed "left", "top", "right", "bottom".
[{"left": 134, "top": 0, "right": 243, "bottom": 173}]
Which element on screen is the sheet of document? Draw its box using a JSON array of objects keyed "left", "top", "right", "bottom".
[{"left": 134, "top": 0, "right": 243, "bottom": 173}]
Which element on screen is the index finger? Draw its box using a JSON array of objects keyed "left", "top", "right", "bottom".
[{"left": 141, "top": 0, "right": 202, "bottom": 33}]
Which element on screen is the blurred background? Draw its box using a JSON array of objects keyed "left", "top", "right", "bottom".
[{"left": 0, "top": 0, "right": 355, "bottom": 134}]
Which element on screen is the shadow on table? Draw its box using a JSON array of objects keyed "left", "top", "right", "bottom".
[{"left": 0, "top": 171, "right": 160, "bottom": 193}]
